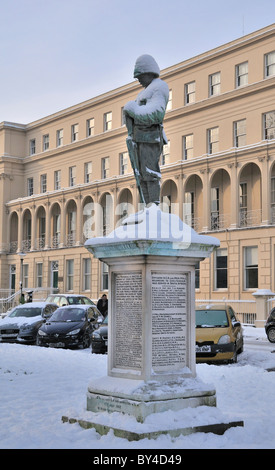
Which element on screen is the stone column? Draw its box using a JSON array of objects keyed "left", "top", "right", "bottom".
[{"left": 253, "top": 289, "right": 275, "bottom": 327}]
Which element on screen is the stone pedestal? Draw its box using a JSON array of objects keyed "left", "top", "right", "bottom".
[{"left": 63, "top": 205, "right": 244, "bottom": 439}]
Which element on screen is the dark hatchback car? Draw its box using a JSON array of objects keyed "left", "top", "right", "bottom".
[
  {"left": 91, "top": 315, "right": 108, "bottom": 353},
  {"left": 265, "top": 307, "right": 275, "bottom": 342},
  {"left": 0, "top": 302, "right": 58, "bottom": 344},
  {"left": 37, "top": 304, "right": 102, "bottom": 349}
]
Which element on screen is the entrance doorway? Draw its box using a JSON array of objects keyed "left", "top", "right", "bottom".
[{"left": 51, "top": 261, "right": 59, "bottom": 290}]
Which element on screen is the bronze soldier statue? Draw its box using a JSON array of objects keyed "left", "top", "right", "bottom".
[{"left": 124, "top": 55, "right": 169, "bottom": 206}]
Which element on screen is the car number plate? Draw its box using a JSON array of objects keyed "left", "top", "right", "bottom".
[
  {"left": 49, "top": 342, "right": 65, "bottom": 348},
  {"left": 105, "top": 340, "right": 108, "bottom": 346},
  {"left": 2, "top": 333, "right": 17, "bottom": 337},
  {"left": 196, "top": 345, "right": 211, "bottom": 353}
]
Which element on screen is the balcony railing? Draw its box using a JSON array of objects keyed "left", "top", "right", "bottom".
[
  {"left": 210, "top": 212, "right": 231, "bottom": 231},
  {"left": 51, "top": 234, "right": 60, "bottom": 249},
  {"left": 65, "top": 232, "right": 76, "bottom": 247},
  {"left": 22, "top": 239, "right": 31, "bottom": 252},
  {"left": 34, "top": 237, "right": 45, "bottom": 250},
  {"left": 239, "top": 209, "right": 262, "bottom": 227},
  {"left": 9, "top": 241, "right": 18, "bottom": 253}
]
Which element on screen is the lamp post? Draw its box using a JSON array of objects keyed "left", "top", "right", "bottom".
[{"left": 18, "top": 252, "right": 26, "bottom": 304}]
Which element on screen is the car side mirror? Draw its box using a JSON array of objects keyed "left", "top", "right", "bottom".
[{"left": 232, "top": 321, "right": 241, "bottom": 328}]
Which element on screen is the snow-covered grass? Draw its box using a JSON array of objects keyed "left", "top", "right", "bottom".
[{"left": 1, "top": 326, "right": 275, "bottom": 449}]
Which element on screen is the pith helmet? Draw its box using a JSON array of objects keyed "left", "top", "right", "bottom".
[{"left": 133, "top": 54, "right": 160, "bottom": 78}]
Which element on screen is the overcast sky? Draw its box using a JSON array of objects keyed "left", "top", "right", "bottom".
[{"left": 1, "top": 0, "right": 275, "bottom": 124}]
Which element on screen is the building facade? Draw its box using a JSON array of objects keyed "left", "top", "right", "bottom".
[{"left": 1, "top": 24, "right": 275, "bottom": 302}]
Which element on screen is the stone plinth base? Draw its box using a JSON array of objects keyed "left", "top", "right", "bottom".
[
  {"left": 86, "top": 375, "right": 216, "bottom": 423},
  {"left": 62, "top": 407, "right": 244, "bottom": 441}
]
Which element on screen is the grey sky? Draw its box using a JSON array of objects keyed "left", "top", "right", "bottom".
[{"left": 1, "top": 0, "right": 275, "bottom": 124}]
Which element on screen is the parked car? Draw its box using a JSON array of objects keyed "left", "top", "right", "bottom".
[
  {"left": 91, "top": 315, "right": 108, "bottom": 354},
  {"left": 265, "top": 307, "right": 275, "bottom": 342},
  {"left": 0, "top": 302, "right": 58, "bottom": 344},
  {"left": 196, "top": 304, "right": 243, "bottom": 363},
  {"left": 45, "top": 294, "right": 96, "bottom": 307},
  {"left": 37, "top": 304, "right": 102, "bottom": 349}
]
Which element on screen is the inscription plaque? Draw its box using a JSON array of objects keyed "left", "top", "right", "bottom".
[
  {"left": 152, "top": 273, "right": 187, "bottom": 372},
  {"left": 114, "top": 272, "right": 143, "bottom": 370}
]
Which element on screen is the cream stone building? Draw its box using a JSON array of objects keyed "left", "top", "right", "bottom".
[{"left": 1, "top": 23, "right": 275, "bottom": 306}]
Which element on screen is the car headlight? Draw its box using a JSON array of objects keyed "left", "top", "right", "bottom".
[
  {"left": 218, "top": 334, "right": 231, "bottom": 344},
  {"left": 38, "top": 330, "right": 47, "bottom": 336},
  {"left": 66, "top": 328, "right": 80, "bottom": 336},
  {"left": 92, "top": 332, "right": 100, "bottom": 339},
  {"left": 20, "top": 324, "right": 34, "bottom": 331}
]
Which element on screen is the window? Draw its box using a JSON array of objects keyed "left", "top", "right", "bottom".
[
  {"left": 102, "top": 262, "right": 108, "bottom": 290},
  {"left": 234, "top": 119, "right": 246, "bottom": 147},
  {"left": 271, "top": 177, "right": 275, "bottom": 222},
  {"left": 40, "top": 174, "right": 47, "bottom": 193},
  {"left": 87, "top": 118, "right": 94, "bottom": 137},
  {"left": 265, "top": 51, "right": 275, "bottom": 78},
  {"left": 239, "top": 182, "right": 247, "bottom": 226},
  {"left": 83, "top": 258, "right": 91, "bottom": 291},
  {"left": 167, "top": 89, "right": 172, "bottom": 110},
  {"left": 207, "top": 127, "right": 219, "bottom": 154},
  {"left": 183, "top": 134, "right": 193, "bottom": 159},
  {"left": 121, "top": 107, "right": 126, "bottom": 126},
  {"left": 56, "top": 129, "right": 63, "bottom": 147},
  {"left": 209, "top": 72, "right": 220, "bottom": 96},
  {"left": 23, "top": 264, "right": 29, "bottom": 289},
  {"left": 71, "top": 124, "right": 79, "bottom": 142},
  {"left": 264, "top": 111, "right": 275, "bottom": 140},
  {"left": 161, "top": 140, "right": 170, "bottom": 165},
  {"left": 54, "top": 170, "right": 61, "bottom": 190},
  {"left": 84, "top": 162, "right": 92, "bottom": 183},
  {"left": 69, "top": 166, "right": 76, "bottom": 186},
  {"left": 119, "top": 152, "right": 128, "bottom": 175},
  {"left": 184, "top": 191, "right": 194, "bottom": 227},
  {"left": 43, "top": 134, "right": 49, "bottom": 151},
  {"left": 27, "top": 178, "right": 34, "bottom": 196},
  {"left": 185, "top": 81, "right": 195, "bottom": 105},
  {"left": 211, "top": 187, "right": 219, "bottom": 230},
  {"left": 244, "top": 247, "right": 258, "bottom": 289},
  {"left": 195, "top": 262, "right": 200, "bottom": 289},
  {"left": 215, "top": 248, "right": 228, "bottom": 289},
  {"left": 104, "top": 112, "right": 112, "bottom": 131},
  {"left": 102, "top": 157, "right": 110, "bottom": 179},
  {"left": 53, "top": 214, "right": 60, "bottom": 246},
  {"left": 36, "top": 263, "right": 43, "bottom": 288},
  {"left": 30, "top": 139, "right": 36, "bottom": 155},
  {"left": 66, "top": 260, "right": 74, "bottom": 291},
  {"left": 271, "top": 177, "right": 275, "bottom": 206},
  {"left": 236, "top": 62, "right": 248, "bottom": 87}
]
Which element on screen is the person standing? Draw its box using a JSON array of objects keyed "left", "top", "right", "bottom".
[{"left": 97, "top": 294, "right": 108, "bottom": 318}]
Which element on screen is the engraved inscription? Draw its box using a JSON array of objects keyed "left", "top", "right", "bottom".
[
  {"left": 114, "top": 272, "right": 142, "bottom": 370},
  {"left": 152, "top": 273, "right": 187, "bottom": 371}
]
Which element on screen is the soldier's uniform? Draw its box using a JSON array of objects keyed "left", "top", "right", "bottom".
[{"left": 124, "top": 55, "right": 169, "bottom": 205}]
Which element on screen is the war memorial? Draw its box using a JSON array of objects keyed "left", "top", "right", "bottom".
[{"left": 62, "top": 55, "right": 244, "bottom": 440}]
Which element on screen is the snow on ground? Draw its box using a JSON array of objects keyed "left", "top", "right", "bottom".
[{"left": 1, "top": 326, "right": 275, "bottom": 449}]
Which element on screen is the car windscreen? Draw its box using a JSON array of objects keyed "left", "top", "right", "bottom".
[
  {"left": 50, "top": 307, "right": 87, "bottom": 322},
  {"left": 67, "top": 297, "right": 92, "bottom": 305},
  {"left": 9, "top": 307, "right": 42, "bottom": 318},
  {"left": 195, "top": 310, "right": 229, "bottom": 328}
]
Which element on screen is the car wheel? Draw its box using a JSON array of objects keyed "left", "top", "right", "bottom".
[
  {"left": 229, "top": 346, "right": 238, "bottom": 364},
  {"left": 267, "top": 327, "right": 275, "bottom": 343},
  {"left": 82, "top": 334, "right": 91, "bottom": 349}
]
